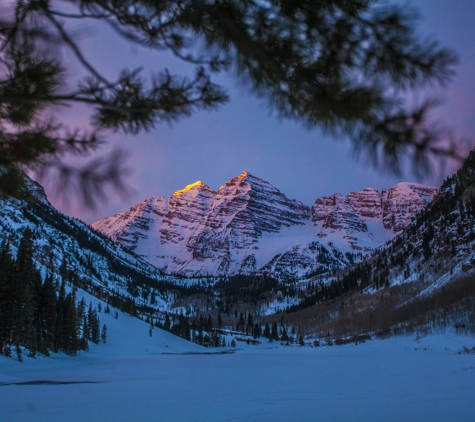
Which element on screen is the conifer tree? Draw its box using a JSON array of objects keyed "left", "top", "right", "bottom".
[
  {"left": 80, "top": 314, "right": 89, "bottom": 351},
  {"left": 64, "top": 292, "right": 79, "bottom": 353},
  {"left": 164, "top": 314, "right": 171, "bottom": 332},
  {"left": 88, "top": 304, "right": 100, "bottom": 344},
  {"left": 281, "top": 327, "right": 289, "bottom": 342},
  {"left": 272, "top": 322, "right": 279, "bottom": 341},
  {"left": 14, "top": 229, "right": 36, "bottom": 349},
  {"left": 15, "top": 343, "right": 23, "bottom": 362},
  {"left": 101, "top": 324, "right": 107, "bottom": 344},
  {"left": 264, "top": 323, "right": 271, "bottom": 340},
  {"left": 239, "top": 312, "right": 245, "bottom": 331},
  {"left": 39, "top": 274, "right": 57, "bottom": 351},
  {"left": 0, "top": 241, "right": 14, "bottom": 353},
  {"left": 207, "top": 315, "right": 213, "bottom": 331},
  {"left": 253, "top": 323, "right": 261, "bottom": 339}
]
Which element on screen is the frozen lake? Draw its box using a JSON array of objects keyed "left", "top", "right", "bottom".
[
  {"left": 1, "top": 334, "right": 475, "bottom": 421},
  {"left": 1, "top": 292, "right": 475, "bottom": 421}
]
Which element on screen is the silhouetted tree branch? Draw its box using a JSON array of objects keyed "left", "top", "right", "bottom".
[{"left": 0, "top": 0, "right": 464, "bottom": 205}]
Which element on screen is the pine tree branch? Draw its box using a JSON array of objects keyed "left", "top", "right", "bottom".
[{"left": 42, "top": 11, "right": 113, "bottom": 88}]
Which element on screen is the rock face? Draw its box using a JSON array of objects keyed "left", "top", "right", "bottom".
[
  {"left": 92, "top": 196, "right": 168, "bottom": 251},
  {"left": 92, "top": 174, "right": 436, "bottom": 278},
  {"left": 311, "top": 183, "right": 438, "bottom": 250},
  {"left": 312, "top": 193, "right": 369, "bottom": 232},
  {"left": 185, "top": 172, "right": 310, "bottom": 275},
  {"left": 160, "top": 181, "right": 217, "bottom": 246},
  {"left": 381, "top": 183, "right": 437, "bottom": 232}
]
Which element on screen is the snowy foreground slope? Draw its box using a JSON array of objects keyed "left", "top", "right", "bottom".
[
  {"left": 1, "top": 290, "right": 475, "bottom": 422},
  {"left": 93, "top": 172, "right": 436, "bottom": 278}
]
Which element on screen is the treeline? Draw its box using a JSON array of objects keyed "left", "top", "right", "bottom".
[
  {"left": 286, "top": 263, "right": 373, "bottom": 313},
  {"left": 213, "top": 274, "right": 296, "bottom": 315},
  {"left": 0, "top": 229, "right": 106, "bottom": 360},
  {"left": 148, "top": 311, "right": 227, "bottom": 348},
  {"left": 153, "top": 307, "right": 301, "bottom": 347},
  {"left": 215, "top": 275, "right": 281, "bottom": 307},
  {"left": 262, "top": 321, "right": 295, "bottom": 343}
]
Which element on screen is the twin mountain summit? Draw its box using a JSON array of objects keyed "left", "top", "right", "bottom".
[{"left": 91, "top": 171, "right": 436, "bottom": 279}]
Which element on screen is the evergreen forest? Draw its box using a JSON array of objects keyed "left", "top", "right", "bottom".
[{"left": 0, "top": 229, "right": 105, "bottom": 360}]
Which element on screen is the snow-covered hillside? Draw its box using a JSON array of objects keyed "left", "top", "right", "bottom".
[
  {"left": 0, "top": 176, "right": 191, "bottom": 312},
  {"left": 93, "top": 172, "right": 436, "bottom": 278}
]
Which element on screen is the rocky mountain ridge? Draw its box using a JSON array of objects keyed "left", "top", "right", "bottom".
[{"left": 92, "top": 172, "right": 436, "bottom": 278}]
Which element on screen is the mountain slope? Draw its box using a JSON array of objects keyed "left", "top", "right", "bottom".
[{"left": 0, "top": 175, "right": 195, "bottom": 312}]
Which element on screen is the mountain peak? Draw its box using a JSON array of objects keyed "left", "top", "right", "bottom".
[
  {"left": 238, "top": 170, "right": 257, "bottom": 180},
  {"left": 172, "top": 180, "right": 213, "bottom": 196}
]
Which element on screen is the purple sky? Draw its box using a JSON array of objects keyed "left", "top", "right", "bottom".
[{"left": 41, "top": 0, "right": 475, "bottom": 223}]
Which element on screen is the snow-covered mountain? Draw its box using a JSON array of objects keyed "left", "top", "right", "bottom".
[
  {"left": 93, "top": 172, "right": 436, "bottom": 278},
  {"left": 0, "top": 175, "right": 193, "bottom": 312}
]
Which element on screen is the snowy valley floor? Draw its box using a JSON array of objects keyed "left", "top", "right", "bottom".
[{"left": 1, "top": 300, "right": 475, "bottom": 422}]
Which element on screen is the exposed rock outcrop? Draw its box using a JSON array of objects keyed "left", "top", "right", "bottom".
[{"left": 312, "top": 183, "right": 437, "bottom": 233}]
